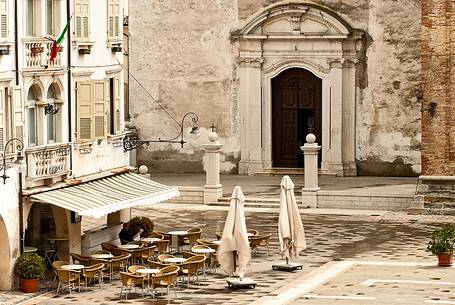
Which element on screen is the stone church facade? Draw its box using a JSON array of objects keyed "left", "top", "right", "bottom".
[{"left": 129, "top": 0, "right": 421, "bottom": 176}]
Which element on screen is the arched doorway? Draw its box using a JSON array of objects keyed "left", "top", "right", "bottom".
[
  {"left": 0, "top": 215, "right": 11, "bottom": 289},
  {"left": 272, "top": 68, "right": 322, "bottom": 168}
]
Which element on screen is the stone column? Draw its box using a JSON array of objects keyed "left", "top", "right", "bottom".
[
  {"left": 107, "top": 209, "right": 129, "bottom": 226},
  {"left": 238, "top": 56, "right": 264, "bottom": 175},
  {"left": 203, "top": 125, "right": 223, "bottom": 204},
  {"left": 301, "top": 133, "right": 321, "bottom": 208}
]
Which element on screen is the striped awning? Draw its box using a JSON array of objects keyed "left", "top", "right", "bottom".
[{"left": 30, "top": 173, "right": 179, "bottom": 218}]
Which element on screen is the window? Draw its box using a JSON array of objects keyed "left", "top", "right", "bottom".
[
  {"left": 47, "top": 86, "right": 56, "bottom": 143},
  {"left": 0, "top": 90, "right": 4, "bottom": 150},
  {"left": 107, "top": 0, "right": 120, "bottom": 40},
  {"left": 27, "top": 87, "right": 37, "bottom": 146},
  {"left": 26, "top": 0, "right": 35, "bottom": 37},
  {"left": 76, "top": 81, "right": 106, "bottom": 141},
  {"left": 46, "top": 0, "right": 54, "bottom": 36},
  {"left": 0, "top": 0, "right": 7, "bottom": 39},
  {"left": 75, "top": 0, "right": 89, "bottom": 40},
  {"left": 108, "top": 77, "right": 121, "bottom": 135}
]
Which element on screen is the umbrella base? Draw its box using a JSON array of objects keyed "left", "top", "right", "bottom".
[
  {"left": 272, "top": 262, "right": 303, "bottom": 271},
  {"left": 226, "top": 277, "right": 257, "bottom": 289}
]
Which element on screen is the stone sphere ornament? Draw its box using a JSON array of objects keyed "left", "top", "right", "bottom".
[
  {"left": 306, "top": 133, "right": 316, "bottom": 144},
  {"left": 138, "top": 165, "right": 148, "bottom": 174}
]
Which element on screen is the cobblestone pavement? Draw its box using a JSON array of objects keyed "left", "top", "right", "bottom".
[{"left": 8, "top": 205, "right": 452, "bottom": 305}]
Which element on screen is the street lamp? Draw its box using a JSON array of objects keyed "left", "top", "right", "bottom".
[
  {"left": 1, "top": 138, "right": 24, "bottom": 184},
  {"left": 122, "top": 111, "right": 200, "bottom": 151}
]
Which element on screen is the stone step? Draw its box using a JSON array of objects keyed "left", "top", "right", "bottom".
[{"left": 254, "top": 168, "right": 337, "bottom": 176}]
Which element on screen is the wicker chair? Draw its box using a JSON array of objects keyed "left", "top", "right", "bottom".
[
  {"left": 247, "top": 229, "right": 259, "bottom": 236},
  {"left": 181, "top": 251, "right": 195, "bottom": 259},
  {"left": 214, "top": 232, "right": 223, "bottom": 240},
  {"left": 101, "top": 242, "right": 123, "bottom": 256},
  {"left": 147, "top": 232, "right": 164, "bottom": 239},
  {"left": 89, "top": 258, "right": 112, "bottom": 281},
  {"left": 56, "top": 268, "right": 81, "bottom": 294},
  {"left": 154, "top": 230, "right": 172, "bottom": 241},
  {"left": 82, "top": 263, "right": 104, "bottom": 290},
  {"left": 119, "top": 272, "right": 145, "bottom": 300},
  {"left": 128, "top": 265, "right": 145, "bottom": 274},
  {"left": 155, "top": 239, "right": 170, "bottom": 254},
  {"left": 182, "top": 227, "right": 202, "bottom": 250},
  {"left": 179, "top": 255, "right": 206, "bottom": 288},
  {"left": 51, "top": 261, "right": 68, "bottom": 282},
  {"left": 70, "top": 252, "right": 90, "bottom": 265},
  {"left": 147, "top": 259, "right": 168, "bottom": 269},
  {"left": 137, "top": 245, "right": 157, "bottom": 263},
  {"left": 151, "top": 265, "right": 180, "bottom": 301},
  {"left": 92, "top": 250, "right": 111, "bottom": 255},
  {"left": 249, "top": 233, "right": 272, "bottom": 256},
  {"left": 111, "top": 253, "right": 131, "bottom": 273},
  {"left": 158, "top": 254, "right": 175, "bottom": 263},
  {"left": 196, "top": 239, "right": 218, "bottom": 250}
]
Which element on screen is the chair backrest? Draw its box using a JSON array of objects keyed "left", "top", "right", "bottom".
[
  {"left": 181, "top": 251, "right": 195, "bottom": 259},
  {"left": 140, "top": 245, "right": 157, "bottom": 258},
  {"left": 92, "top": 250, "right": 111, "bottom": 255},
  {"left": 247, "top": 229, "right": 259, "bottom": 236},
  {"left": 128, "top": 265, "right": 145, "bottom": 274},
  {"left": 127, "top": 241, "right": 144, "bottom": 247},
  {"left": 186, "top": 228, "right": 202, "bottom": 244},
  {"left": 56, "top": 269, "right": 79, "bottom": 282},
  {"left": 214, "top": 232, "right": 223, "bottom": 240},
  {"left": 196, "top": 239, "right": 212, "bottom": 246},
  {"left": 112, "top": 253, "right": 131, "bottom": 262},
  {"left": 191, "top": 245, "right": 211, "bottom": 252},
  {"left": 84, "top": 263, "right": 105, "bottom": 275},
  {"left": 160, "top": 265, "right": 180, "bottom": 275},
  {"left": 148, "top": 232, "right": 164, "bottom": 239},
  {"left": 156, "top": 239, "right": 170, "bottom": 253},
  {"left": 158, "top": 254, "right": 175, "bottom": 262},
  {"left": 185, "top": 255, "right": 205, "bottom": 263},
  {"left": 147, "top": 259, "right": 168, "bottom": 269},
  {"left": 101, "top": 242, "right": 117, "bottom": 251},
  {"left": 250, "top": 233, "right": 272, "bottom": 247},
  {"left": 120, "top": 272, "right": 143, "bottom": 286},
  {"left": 52, "top": 260, "right": 68, "bottom": 271},
  {"left": 70, "top": 252, "right": 90, "bottom": 265}
]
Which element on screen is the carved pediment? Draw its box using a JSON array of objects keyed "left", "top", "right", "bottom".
[{"left": 235, "top": 3, "right": 351, "bottom": 39}]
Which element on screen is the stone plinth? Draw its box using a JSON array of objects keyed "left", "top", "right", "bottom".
[
  {"left": 301, "top": 134, "right": 321, "bottom": 208},
  {"left": 203, "top": 129, "right": 223, "bottom": 204}
]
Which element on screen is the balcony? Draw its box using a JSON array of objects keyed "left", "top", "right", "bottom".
[
  {"left": 25, "top": 143, "right": 71, "bottom": 181},
  {"left": 23, "top": 38, "right": 63, "bottom": 70}
]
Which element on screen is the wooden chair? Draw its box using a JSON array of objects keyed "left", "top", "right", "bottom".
[
  {"left": 249, "top": 233, "right": 272, "bottom": 256},
  {"left": 56, "top": 268, "right": 81, "bottom": 294},
  {"left": 128, "top": 265, "right": 145, "bottom": 274},
  {"left": 179, "top": 255, "right": 206, "bottom": 288},
  {"left": 119, "top": 272, "right": 145, "bottom": 300},
  {"left": 51, "top": 261, "right": 68, "bottom": 282},
  {"left": 155, "top": 239, "right": 170, "bottom": 254},
  {"left": 82, "top": 263, "right": 104, "bottom": 290},
  {"left": 70, "top": 252, "right": 90, "bottom": 265},
  {"left": 111, "top": 253, "right": 131, "bottom": 273},
  {"left": 151, "top": 265, "right": 180, "bottom": 301}
]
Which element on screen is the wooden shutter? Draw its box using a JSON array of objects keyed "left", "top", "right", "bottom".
[
  {"left": 114, "top": 0, "right": 119, "bottom": 38},
  {"left": 108, "top": 0, "right": 119, "bottom": 39},
  {"left": 75, "top": 0, "right": 89, "bottom": 40},
  {"left": 93, "top": 81, "right": 106, "bottom": 138},
  {"left": 12, "top": 86, "right": 24, "bottom": 146},
  {"left": 76, "top": 82, "right": 92, "bottom": 141},
  {"left": 0, "top": 0, "right": 7, "bottom": 39},
  {"left": 114, "top": 77, "right": 120, "bottom": 133}
]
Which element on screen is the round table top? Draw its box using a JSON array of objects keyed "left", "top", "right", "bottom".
[
  {"left": 24, "top": 246, "right": 38, "bottom": 253},
  {"left": 168, "top": 230, "right": 188, "bottom": 235},
  {"left": 117, "top": 244, "right": 140, "bottom": 250},
  {"left": 61, "top": 264, "right": 85, "bottom": 270},
  {"left": 192, "top": 248, "right": 215, "bottom": 254},
  {"left": 141, "top": 237, "right": 161, "bottom": 243},
  {"left": 163, "top": 257, "right": 187, "bottom": 264},
  {"left": 136, "top": 268, "right": 160, "bottom": 275},
  {"left": 90, "top": 253, "right": 114, "bottom": 259},
  {"left": 211, "top": 240, "right": 221, "bottom": 245}
]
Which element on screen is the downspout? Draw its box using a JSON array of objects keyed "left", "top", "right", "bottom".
[
  {"left": 66, "top": 0, "right": 72, "bottom": 175},
  {"left": 14, "top": 0, "right": 19, "bottom": 85}
]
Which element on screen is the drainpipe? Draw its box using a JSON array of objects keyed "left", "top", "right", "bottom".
[
  {"left": 66, "top": 0, "right": 73, "bottom": 174},
  {"left": 14, "top": 0, "right": 19, "bottom": 85}
]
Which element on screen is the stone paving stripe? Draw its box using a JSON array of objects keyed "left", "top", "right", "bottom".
[
  {"left": 425, "top": 301, "right": 455, "bottom": 304},
  {"left": 362, "top": 279, "right": 455, "bottom": 286},
  {"left": 301, "top": 294, "right": 376, "bottom": 300},
  {"left": 16, "top": 291, "right": 56, "bottom": 305},
  {"left": 250, "top": 261, "right": 354, "bottom": 305}
]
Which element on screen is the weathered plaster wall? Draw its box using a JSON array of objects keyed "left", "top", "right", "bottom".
[
  {"left": 129, "top": 0, "right": 240, "bottom": 173},
  {"left": 130, "top": 0, "right": 421, "bottom": 175}
]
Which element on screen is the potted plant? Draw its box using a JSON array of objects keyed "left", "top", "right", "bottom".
[
  {"left": 426, "top": 224, "right": 455, "bottom": 267},
  {"left": 15, "top": 252, "right": 45, "bottom": 293},
  {"left": 30, "top": 46, "right": 44, "bottom": 55},
  {"left": 128, "top": 216, "right": 154, "bottom": 238}
]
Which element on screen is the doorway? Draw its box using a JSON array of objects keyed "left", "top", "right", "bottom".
[{"left": 272, "top": 68, "right": 322, "bottom": 168}]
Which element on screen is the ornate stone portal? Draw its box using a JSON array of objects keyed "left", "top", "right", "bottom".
[{"left": 233, "top": 3, "right": 364, "bottom": 176}]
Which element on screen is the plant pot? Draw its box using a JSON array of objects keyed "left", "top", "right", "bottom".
[
  {"left": 30, "top": 46, "right": 44, "bottom": 55},
  {"left": 21, "top": 278, "right": 39, "bottom": 293},
  {"left": 57, "top": 45, "right": 63, "bottom": 52},
  {"left": 437, "top": 252, "right": 453, "bottom": 266}
]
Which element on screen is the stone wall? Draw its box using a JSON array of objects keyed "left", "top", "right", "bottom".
[
  {"left": 421, "top": 0, "right": 455, "bottom": 176},
  {"left": 129, "top": 0, "right": 421, "bottom": 175}
]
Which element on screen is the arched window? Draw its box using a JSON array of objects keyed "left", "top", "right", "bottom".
[
  {"left": 47, "top": 86, "right": 56, "bottom": 143},
  {"left": 27, "top": 87, "right": 37, "bottom": 146}
]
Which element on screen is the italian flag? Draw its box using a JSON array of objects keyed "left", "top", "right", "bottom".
[{"left": 49, "top": 19, "right": 70, "bottom": 62}]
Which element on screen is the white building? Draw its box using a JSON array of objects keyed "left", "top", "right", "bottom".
[{"left": 0, "top": 0, "right": 171, "bottom": 290}]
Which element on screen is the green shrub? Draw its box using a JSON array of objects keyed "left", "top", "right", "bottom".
[
  {"left": 427, "top": 224, "right": 455, "bottom": 255},
  {"left": 128, "top": 216, "right": 154, "bottom": 238},
  {"left": 15, "top": 253, "right": 45, "bottom": 279}
]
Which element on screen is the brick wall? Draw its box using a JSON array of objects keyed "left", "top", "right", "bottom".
[{"left": 421, "top": 0, "right": 455, "bottom": 175}]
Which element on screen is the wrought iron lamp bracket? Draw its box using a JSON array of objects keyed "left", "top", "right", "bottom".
[
  {"left": 44, "top": 103, "right": 59, "bottom": 115},
  {"left": 1, "top": 138, "right": 24, "bottom": 184}
]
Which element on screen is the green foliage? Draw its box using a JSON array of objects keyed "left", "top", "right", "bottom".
[
  {"left": 426, "top": 225, "right": 455, "bottom": 255},
  {"left": 128, "top": 216, "right": 154, "bottom": 238},
  {"left": 15, "top": 253, "right": 45, "bottom": 279}
]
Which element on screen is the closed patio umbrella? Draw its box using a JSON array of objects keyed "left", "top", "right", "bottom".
[
  {"left": 273, "top": 175, "right": 306, "bottom": 271},
  {"left": 218, "top": 186, "right": 256, "bottom": 288}
]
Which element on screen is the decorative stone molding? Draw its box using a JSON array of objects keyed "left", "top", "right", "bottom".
[
  {"left": 263, "top": 58, "right": 330, "bottom": 77},
  {"left": 238, "top": 57, "right": 264, "bottom": 68}
]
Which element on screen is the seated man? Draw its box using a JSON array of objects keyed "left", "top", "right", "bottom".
[{"left": 119, "top": 223, "right": 134, "bottom": 245}]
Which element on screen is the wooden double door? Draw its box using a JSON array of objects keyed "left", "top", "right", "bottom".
[{"left": 272, "top": 68, "right": 322, "bottom": 168}]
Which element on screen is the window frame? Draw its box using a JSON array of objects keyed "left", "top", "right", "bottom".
[
  {"left": 0, "top": 0, "right": 8, "bottom": 40},
  {"left": 74, "top": 0, "right": 90, "bottom": 41},
  {"left": 107, "top": 0, "right": 120, "bottom": 41}
]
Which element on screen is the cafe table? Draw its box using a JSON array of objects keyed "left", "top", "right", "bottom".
[
  {"left": 163, "top": 257, "right": 187, "bottom": 264},
  {"left": 117, "top": 244, "right": 140, "bottom": 250},
  {"left": 90, "top": 253, "right": 114, "bottom": 260},
  {"left": 141, "top": 237, "right": 161, "bottom": 244},
  {"left": 167, "top": 230, "right": 188, "bottom": 252},
  {"left": 191, "top": 247, "right": 215, "bottom": 277},
  {"left": 61, "top": 264, "right": 85, "bottom": 271},
  {"left": 136, "top": 268, "right": 160, "bottom": 297},
  {"left": 24, "top": 246, "right": 38, "bottom": 253}
]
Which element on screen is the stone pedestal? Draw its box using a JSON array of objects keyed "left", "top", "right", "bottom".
[
  {"left": 107, "top": 209, "right": 129, "bottom": 226},
  {"left": 203, "top": 127, "right": 223, "bottom": 204},
  {"left": 301, "top": 134, "right": 321, "bottom": 208}
]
